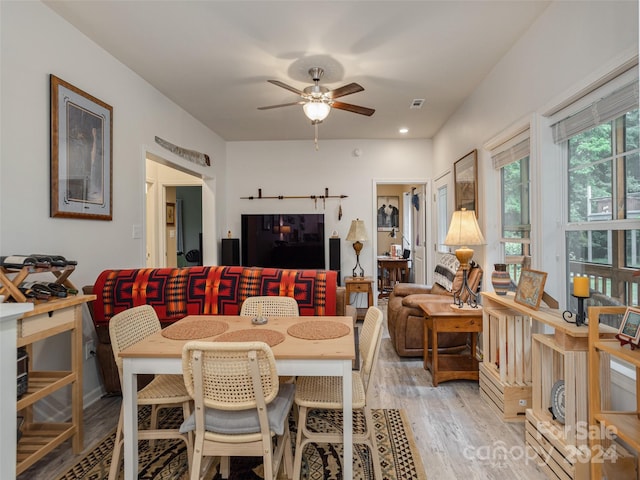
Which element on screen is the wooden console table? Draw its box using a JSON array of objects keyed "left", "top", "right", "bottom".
[{"left": 419, "top": 302, "right": 483, "bottom": 386}]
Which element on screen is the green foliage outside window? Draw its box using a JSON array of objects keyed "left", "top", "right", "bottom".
[
  {"left": 501, "top": 157, "right": 530, "bottom": 258},
  {"left": 566, "top": 107, "right": 640, "bottom": 305}
]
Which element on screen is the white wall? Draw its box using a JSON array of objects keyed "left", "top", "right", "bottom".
[
  {"left": 433, "top": 0, "right": 638, "bottom": 300},
  {"left": 226, "top": 139, "right": 431, "bottom": 281},
  {"left": 1, "top": 1, "right": 226, "bottom": 408}
]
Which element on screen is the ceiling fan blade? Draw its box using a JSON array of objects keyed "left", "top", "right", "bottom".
[
  {"left": 328, "top": 82, "right": 364, "bottom": 99},
  {"left": 267, "top": 79, "right": 304, "bottom": 96},
  {"left": 331, "top": 101, "right": 375, "bottom": 116},
  {"left": 257, "top": 101, "right": 305, "bottom": 110}
]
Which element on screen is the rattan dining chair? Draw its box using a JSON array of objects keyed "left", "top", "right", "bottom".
[
  {"left": 180, "top": 341, "right": 295, "bottom": 480},
  {"left": 292, "top": 306, "right": 384, "bottom": 480},
  {"left": 108, "top": 305, "right": 192, "bottom": 480},
  {"left": 240, "top": 295, "right": 300, "bottom": 384},
  {"left": 240, "top": 295, "right": 299, "bottom": 317}
]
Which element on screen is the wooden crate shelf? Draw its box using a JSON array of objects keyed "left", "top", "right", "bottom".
[
  {"left": 479, "top": 362, "right": 531, "bottom": 421},
  {"left": 481, "top": 293, "right": 624, "bottom": 479},
  {"left": 480, "top": 304, "right": 532, "bottom": 421},
  {"left": 525, "top": 409, "right": 590, "bottom": 480},
  {"left": 588, "top": 306, "right": 640, "bottom": 480}
]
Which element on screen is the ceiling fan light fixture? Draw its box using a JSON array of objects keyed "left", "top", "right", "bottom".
[{"left": 303, "top": 100, "right": 331, "bottom": 122}]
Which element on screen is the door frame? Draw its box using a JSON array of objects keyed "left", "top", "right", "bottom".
[
  {"left": 372, "top": 179, "right": 430, "bottom": 299},
  {"left": 145, "top": 150, "right": 208, "bottom": 268}
]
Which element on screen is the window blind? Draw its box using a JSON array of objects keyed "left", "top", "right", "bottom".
[
  {"left": 491, "top": 129, "right": 530, "bottom": 170},
  {"left": 551, "top": 81, "right": 639, "bottom": 144}
]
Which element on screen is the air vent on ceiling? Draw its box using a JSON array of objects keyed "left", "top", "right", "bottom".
[{"left": 410, "top": 98, "right": 425, "bottom": 109}]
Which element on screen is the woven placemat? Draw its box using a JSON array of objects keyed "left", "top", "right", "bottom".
[
  {"left": 161, "top": 318, "right": 229, "bottom": 340},
  {"left": 287, "top": 320, "right": 350, "bottom": 340},
  {"left": 214, "top": 328, "right": 285, "bottom": 347}
]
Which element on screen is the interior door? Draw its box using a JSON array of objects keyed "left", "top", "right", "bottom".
[
  {"left": 412, "top": 185, "right": 428, "bottom": 284},
  {"left": 432, "top": 172, "right": 452, "bottom": 285}
]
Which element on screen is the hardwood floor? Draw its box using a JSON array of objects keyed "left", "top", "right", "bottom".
[{"left": 18, "top": 305, "right": 548, "bottom": 480}]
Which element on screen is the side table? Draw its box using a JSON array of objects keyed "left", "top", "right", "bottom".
[
  {"left": 344, "top": 276, "right": 374, "bottom": 321},
  {"left": 419, "top": 302, "right": 483, "bottom": 386}
]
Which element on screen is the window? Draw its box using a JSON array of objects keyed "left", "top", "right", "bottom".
[
  {"left": 491, "top": 130, "right": 531, "bottom": 284},
  {"left": 556, "top": 81, "right": 640, "bottom": 312}
]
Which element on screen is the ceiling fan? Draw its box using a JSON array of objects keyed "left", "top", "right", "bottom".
[{"left": 258, "top": 67, "right": 375, "bottom": 123}]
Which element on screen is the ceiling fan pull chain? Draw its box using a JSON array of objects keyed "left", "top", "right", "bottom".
[{"left": 314, "top": 123, "right": 320, "bottom": 151}]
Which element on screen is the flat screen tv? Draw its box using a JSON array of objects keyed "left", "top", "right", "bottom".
[{"left": 241, "top": 214, "right": 325, "bottom": 269}]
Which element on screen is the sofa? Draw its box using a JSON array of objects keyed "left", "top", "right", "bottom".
[
  {"left": 387, "top": 255, "right": 483, "bottom": 357},
  {"left": 85, "top": 265, "right": 352, "bottom": 394}
]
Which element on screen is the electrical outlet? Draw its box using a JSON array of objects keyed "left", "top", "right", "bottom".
[{"left": 84, "top": 340, "right": 96, "bottom": 360}]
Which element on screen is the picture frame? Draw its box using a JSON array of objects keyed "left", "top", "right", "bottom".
[
  {"left": 166, "top": 202, "right": 175, "bottom": 226},
  {"left": 617, "top": 306, "right": 640, "bottom": 347},
  {"left": 377, "top": 196, "right": 400, "bottom": 231},
  {"left": 50, "top": 75, "right": 113, "bottom": 220},
  {"left": 514, "top": 269, "right": 547, "bottom": 310},
  {"left": 454, "top": 149, "right": 478, "bottom": 216}
]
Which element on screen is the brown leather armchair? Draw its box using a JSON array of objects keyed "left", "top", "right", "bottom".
[{"left": 387, "top": 261, "right": 483, "bottom": 357}]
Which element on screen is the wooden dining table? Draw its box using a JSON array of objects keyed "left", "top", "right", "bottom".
[{"left": 119, "top": 314, "right": 356, "bottom": 480}]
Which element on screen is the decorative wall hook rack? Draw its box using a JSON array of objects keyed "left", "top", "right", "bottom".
[{"left": 240, "top": 188, "right": 348, "bottom": 207}]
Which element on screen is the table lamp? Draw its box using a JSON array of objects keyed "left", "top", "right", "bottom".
[
  {"left": 346, "top": 218, "right": 369, "bottom": 277},
  {"left": 444, "top": 208, "right": 486, "bottom": 307}
]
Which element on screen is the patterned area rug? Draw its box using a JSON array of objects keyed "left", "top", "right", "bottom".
[{"left": 56, "top": 407, "right": 426, "bottom": 480}]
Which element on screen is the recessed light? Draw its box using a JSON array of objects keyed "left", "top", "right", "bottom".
[{"left": 399, "top": 128, "right": 409, "bottom": 134}]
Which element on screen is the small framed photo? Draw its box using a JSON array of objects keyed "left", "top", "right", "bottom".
[
  {"left": 617, "top": 307, "right": 640, "bottom": 347},
  {"left": 514, "top": 269, "right": 547, "bottom": 310},
  {"left": 166, "top": 202, "right": 175, "bottom": 226},
  {"left": 50, "top": 75, "right": 113, "bottom": 220}
]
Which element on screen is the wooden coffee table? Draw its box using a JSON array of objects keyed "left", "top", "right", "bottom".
[{"left": 419, "top": 301, "right": 483, "bottom": 386}]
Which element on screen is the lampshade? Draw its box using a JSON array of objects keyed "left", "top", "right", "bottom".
[
  {"left": 346, "top": 219, "right": 369, "bottom": 242},
  {"left": 303, "top": 100, "right": 331, "bottom": 122},
  {"left": 444, "top": 209, "right": 486, "bottom": 246}
]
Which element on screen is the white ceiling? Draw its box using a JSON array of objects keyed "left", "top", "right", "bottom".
[{"left": 44, "top": 1, "right": 550, "bottom": 142}]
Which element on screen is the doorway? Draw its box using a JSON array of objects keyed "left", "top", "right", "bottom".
[
  {"left": 374, "top": 180, "right": 430, "bottom": 297},
  {"left": 175, "top": 186, "right": 203, "bottom": 267},
  {"left": 146, "top": 156, "right": 204, "bottom": 268}
]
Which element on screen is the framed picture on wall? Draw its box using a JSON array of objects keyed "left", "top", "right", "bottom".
[
  {"left": 50, "top": 75, "right": 113, "bottom": 220},
  {"left": 377, "top": 196, "right": 399, "bottom": 231},
  {"left": 166, "top": 202, "right": 175, "bottom": 226},
  {"left": 454, "top": 149, "right": 478, "bottom": 216}
]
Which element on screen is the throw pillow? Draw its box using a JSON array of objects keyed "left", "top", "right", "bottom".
[{"left": 433, "top": 254, "right": 460, "bottom": 292}]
